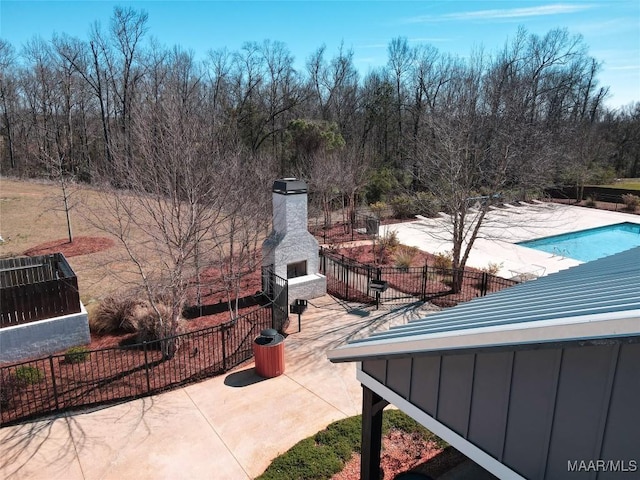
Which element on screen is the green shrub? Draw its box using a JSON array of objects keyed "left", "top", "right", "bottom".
[
  {"left": 14, "top": 365, "right": 44, "bottom": 385},
  {"left": 369, "top": 201, "right": 388, "bottom": 220},
  {"left": 257, "top": 410, "right": 443, "bottom": 480},
  {"left": 0, "top": 371, "right": 20, "bottom": 409},
  {"left": 412, "top": 191, "right": 441, "bottom": 217},
  {"left": 64, "top": 346, "right": 90, "bottom": 364},
  {"left": 622, "top": 193, "right": 640, "bottom": 211},
  {"left": 389, "top": 194, "right": 414, "bottom": 219}
]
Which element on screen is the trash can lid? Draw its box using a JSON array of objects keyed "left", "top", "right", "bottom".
[{"left": 255, "top": 328, "right": 284, "bottom": 346}]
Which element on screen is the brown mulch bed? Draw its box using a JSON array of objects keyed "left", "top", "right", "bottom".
[
  {"left": 332, "top": 430, "right": 467, "bottom": 480},
  {"left": 1, "top": 258, "right": 272, "bottom": 425},
  {"left": 331, "top": 245, "right": 515, "bottom": 307},
  {"left": 311, "top": 222, "right": 373, "bottom": 244},
  {"left": 23, "top": 236, "right": 115, "bottom": 257},
  {"left": 1, "top": 306, "right": 268, "bottom": 426},
  {"left": 336, "top": 244, "right": 434, "bottom": 267}
]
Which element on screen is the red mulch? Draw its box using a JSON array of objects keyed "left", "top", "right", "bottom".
[
  {"left": 24, "top": 236, "right": 115, "bottom": 257},
  {"left": 310, "top": 222, "right": 372, "bottom": 244},
  {"left": 336, "top": 244, "right": 434, "bottom": 267},
  {"left": 332, "top": 430, "right": 467, "bottom": 480}
]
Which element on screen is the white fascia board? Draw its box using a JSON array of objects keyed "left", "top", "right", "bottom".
[
  {"left": 328, "top": 311, "right": 640, "bottom": 361},
  {"left": 356, "top": 368, "right": 526, "bottom": 480}
]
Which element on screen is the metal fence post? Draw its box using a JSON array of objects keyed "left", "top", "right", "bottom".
[
  {"left": 422, "top": 264, "right": 428, "bottom": 301},
  {"left": 221, "top": 326, "right": 227, "bottom": 372},
  {"left": 143, "top": 341, "right": 151, "bottom": 393},
  {"left": 49, "top": 355, "right": 59, "bottom": 411},
  {"left": 344, "top": 255, "right": 349, "bottom": 299}
]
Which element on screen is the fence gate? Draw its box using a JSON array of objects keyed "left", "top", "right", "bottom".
[
  {"left": 319, "top": 249, "right": 376, "bottom": 304},
  {"left": 262, "top": 265, "right": 289, "bottom": 331}
]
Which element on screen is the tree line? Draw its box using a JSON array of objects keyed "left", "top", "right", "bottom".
[
  {"left": 1, "top": 7, "right": 638, "bottom": 190},
  {"left": 2, "top": 6, "right": 639, "bottom": 326}
]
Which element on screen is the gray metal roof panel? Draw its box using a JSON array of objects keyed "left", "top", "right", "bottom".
[{"left": 330, "top": 246, "right": 640, "bottom": 359}]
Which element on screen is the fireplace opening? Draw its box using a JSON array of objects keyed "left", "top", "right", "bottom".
[{"left": 287, "top": 260, "right": 307, "bottom": 279}]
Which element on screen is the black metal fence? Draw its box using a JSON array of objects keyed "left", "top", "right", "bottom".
[
  {"left": 319, "top": 248, "right": 519, "bottom": 308},
  {"left": 262, "top": 265, "right": 289, "bottom": 330},
  {"left": 309, "top": 213, "right": 380, "bottom": 245},
  {"left": 1, "top": 276, "right": 289, "bottom": 426}
]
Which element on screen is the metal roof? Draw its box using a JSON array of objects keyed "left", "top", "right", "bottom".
[{"left": 329, "top": 246, "right": 640, "bottom": 362}]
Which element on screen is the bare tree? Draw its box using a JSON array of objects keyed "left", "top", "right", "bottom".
[
  {"left": 86, "top": 73, "right": 229, "bottom": 354},
  {"left": 0, "top": 40, "right": 18, "bottom": 170}
]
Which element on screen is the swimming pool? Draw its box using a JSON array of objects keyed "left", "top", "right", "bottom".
[{"left": 517, "top": 222, "right": 640, "bottom": 262}]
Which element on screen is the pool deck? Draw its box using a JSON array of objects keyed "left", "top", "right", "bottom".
[{"left": 386, "top": 203, "right": 640, "bottom": 279}]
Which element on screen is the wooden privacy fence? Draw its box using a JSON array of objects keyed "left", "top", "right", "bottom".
[{"left": 0, "top": 254, "right": 81, "bottom": 327}]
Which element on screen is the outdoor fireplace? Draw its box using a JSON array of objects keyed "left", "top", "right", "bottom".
[
  {"left": 262, "top": 178, "right": 326, "bottom": 301},
  {"left": 287, "top": 260, "right": 307, "bottom": 279}
]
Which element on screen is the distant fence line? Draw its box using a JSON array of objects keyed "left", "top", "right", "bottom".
[
  {"left": 0, "top": 271, "right": 288, "bottom": 427},
  {"left": 546, "top": 185, "right": 638, "bottom": 204},
  {"left": 319, "top": 248, "right": 518, "bottom": 308},
  {"left": 309, "top": 212, "right": 380, "bottom": 245}
]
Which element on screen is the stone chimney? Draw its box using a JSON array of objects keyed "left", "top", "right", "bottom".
[{"left": 262, "top": 178, "right": 326, "bottom": 301}]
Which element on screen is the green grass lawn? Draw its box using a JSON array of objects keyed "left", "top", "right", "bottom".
[
  {"left": 596, "top": 178, "right": 640, "bottom": 190},
  {"left": 257, "top": 410, "right": 446, "bottom": 480}
]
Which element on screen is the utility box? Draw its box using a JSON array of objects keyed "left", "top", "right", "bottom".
[{"left": 253, "top": 328, "right": 285, "bottom": 378}]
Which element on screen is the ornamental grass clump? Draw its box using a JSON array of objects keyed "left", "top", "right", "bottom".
[
  {"left": 622, "top": 193, "right": 639, "bottom": 211},
  {"left": 90, "top": 296, "right": 140, "bottom": 334},
  {"left": 394, "top": 246, "right": 418, "bottom": 271}
]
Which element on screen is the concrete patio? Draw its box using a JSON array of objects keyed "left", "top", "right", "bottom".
[
  {"left": 386, "top": 203, "right": 640, "bottom": 278},
  {"left": 0, "top": 295, "right": 432, "bottom": 480}
]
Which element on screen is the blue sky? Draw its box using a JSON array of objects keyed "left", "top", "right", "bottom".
[{"left": 1, "top": 1, "right": 638, "bottom": 108}]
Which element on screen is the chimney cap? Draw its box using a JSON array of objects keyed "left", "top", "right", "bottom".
[{"left": 273, "top": 178, "right": 307, "bottom": 195}]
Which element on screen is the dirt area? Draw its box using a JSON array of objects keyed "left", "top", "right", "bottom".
[
  {"left": 332, "top": 430, "right": 466, "bottom": 479},
  {"left": 23, "top": 236, "right": 114, "bottom": 257}
]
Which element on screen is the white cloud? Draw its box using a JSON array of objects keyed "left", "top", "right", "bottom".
[
  {"left": 609, "top": 65, "right": 640, "bottom": 71},
  {"left": 408, "top": 37, "right": 451, "bottom": 44},
  {"left": 406, "top": 4, "right": 593, "bottom": 23}
]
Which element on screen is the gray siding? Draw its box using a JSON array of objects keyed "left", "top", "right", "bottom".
[
  {"left": 545, "top": 345, "right": 617, "bottom": 479},
  {"left": 467, "top": 351, "right": 513, "bottom": 460},
  {"left": 362, "top": 340, "right": 639, "bottom": 480},
  {"left": 437, "top": 354, "right": 474, "bottom": 437},
  {"left": 599, "top": 342, "right": 640, "bottom": 480},
  {"left": 409, "top": 356, "right": 440, "bottom": 416},
  {"left": 503, "top": 349, "right": 561, "bottom": 480}
]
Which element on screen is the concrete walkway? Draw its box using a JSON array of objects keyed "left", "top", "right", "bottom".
[{"left": 1, "top": 296, "right": 433, "bottom": 480}]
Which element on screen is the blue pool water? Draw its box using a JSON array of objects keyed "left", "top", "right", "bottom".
[{"left": 517, "top": 222, "right": 640, "bottom": 262}]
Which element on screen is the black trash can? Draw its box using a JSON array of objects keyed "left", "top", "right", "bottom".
[
  {"left": 253, "top": 328, "right": 285, "bottom": 378},
  {"left": 365, "top": 216, "right": 380, "bottom": 235}
]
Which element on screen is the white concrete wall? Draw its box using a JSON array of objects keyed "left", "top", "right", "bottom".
[{"left": 0, "top": 303, "right": 90, "bottom": 363}]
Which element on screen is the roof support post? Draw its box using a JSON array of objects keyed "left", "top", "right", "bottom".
[{"left": 361, "top": 385, "right": 388, "bottom": 480}]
